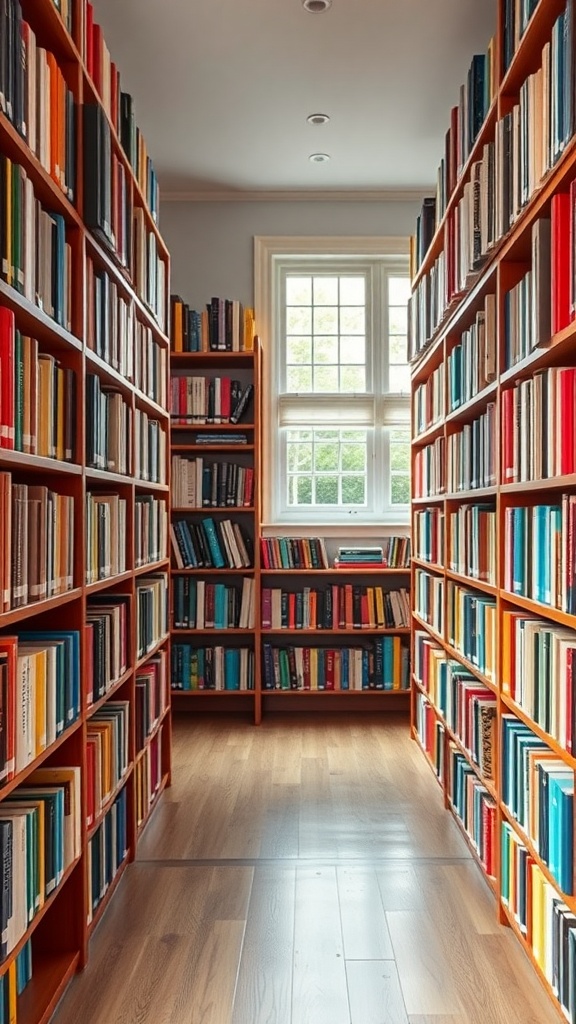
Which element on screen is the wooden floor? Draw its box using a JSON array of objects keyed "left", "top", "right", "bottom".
[{"left": 52, "top": 712, "right": 559, "bottom": 1024}]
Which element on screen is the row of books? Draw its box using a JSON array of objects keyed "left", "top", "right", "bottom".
[
  {"left": 0, "top": 766, "right": 81, "bottom": 959},
  {"left": 413, "top": 508, "right": 445, "bottom": 567},
  {"left": 0, "top": 4, "right": 76, "bottom": 200},
  {"left": 0, "top": 939, "right": 32, "bottom": 1023},
  {"left": 86, "top": 376, "right": 130, "bottom": 474},
  {"left": 414, "top": 632, "right": 496, "bottom": 781},
  {"left": 446, "top": 403, "right": 497, "bottom": 492},
  {"left": 83, "top": 104, "right": 131, "bottom": 269},
  {"left": 408, "top": 249, "right": 446, "bottom": 361},
  {"left": 170, "top": 645, "right": 255, "bottom": 691},
  {"left": 448, "top": 503, "right": 496, "bottom": 585},
  {"left": 413, "top": 364, "right": 444, "bottom": 437},
  {"left": 449, "top": 745, "right": 497, "bottom": 878},
  {"left": 415, "top": 692, "right": 446, "bottom": 782},
  {"left": 172, "top": 577, "right": 255, "bottom": 631},
  {"left": 0, "top": 477, "right": 74, "bottom": 610},
  {"left": 503, "top": 367, "right": 576, "bottom": 483},
  {"left": 134, "top": 730, "right": 163, "bottom": 828},
  {"left": 413, "top": 436, "right": 444, "bottom": 498},
  {"left": 135, "top": 653, "right": 169, "bottom": 753},
  {"left": 502, "top": 0, "right": 539, "bottom": 70},
  {"left": 0, "top": 155, "right": 72, "bottom": 329},
  {"left": 501, "top": 824, "right": 576, "bottom": 1024},
  {"left": 136, "top": 574, "right": 168, "bottom": 659},
  {"left": 84, "top": 2, "right": 160, "bottom": 219},
  {"left": 171, "top": 456, "right": 255, "bottom": 509},
  {"left": 261, "top": 585, "right": 410, "bottom": 630},
  {"left": 0, "top": 308, "right": 76, "bottom": 459},
  {"left": 85, "top": 492, "right": 127, "bottom": 584},
  {"left": 334, "top": 545, "right": 395, "bottom": 567},
  {"left": 502, "top": 715, "right": 574, "bottom": 896},
  {"left": 260, "top": 536, "right": 329, "bottom": 570},
  {"left": 87, "top": 787, "right": 128, "bottom": 924},
  {"left": 170, "top": 517, "right": 253, "bottom": 571},
  {"left": 134, "top": 494, "right": 168, "bottom": 568},
  {"left": 447, "top": 294, "right": 497, "bottom": 411},
  {"left": 170, "top": 295, "right": 256, "bottom": 353},
  {"left": 133, "top": 319, "right": 167, "bottom": 409},
  {"left": 86, "top": 596, "right": 129, "bottom": 704},
  {"left": 414, "top": 569, "right": 444, "bottom": 636},
  {"left": 447, "top": 141, "right": 496, "bottom": 298},
  {"left": 447, "top": 581, "right": 497, "bottom": 681},
  {"left": 86, "top": 701, "right": 130, "bottom": 826},
  {"left": 262, "top": 639, "right": 410, "bottom": 691},
  {"left": 502, "top": 611, "right": 576, "bottom": 753},
  {"left": 503, "top": 497, "right": 576, "bottom": 612},
  {"left": 0, "top": 631, "right": 80, "bottom": 781},
  {"left": 132, "top": 208, "right": 167, "bottom": 332},
  {"left": 134, "top": 409, "right": 166, "bottom": 484},
  {"left": 170, "top": 376, "right": 254, "bottom": 426},
  {"left": 503, "top": 223, "right": 553, "bottom": 368}
]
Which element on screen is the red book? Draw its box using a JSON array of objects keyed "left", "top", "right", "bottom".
[
  {"left": 0, "top": 307, "right": 15, "bottom": 449},
  {"left": 85, "top": 2, "right": 94, "bottom": 75},
  {"left": 85, "top": 739, "right": 96, "bottom": 827},
  {"left": 302, "top": 646, "right": 311, "bottom": 690},
  {"left": 259, "top": 538, "right": 270, "bottom": 570},
  {"left": 243, "top": 467, "right": 254, "bottom": 506},
  {"left": 551, "top": 191, "right": 572, "bottom": 335},
  {"left": 325, "top": 649, "right": 335, "bottom": 690},
  {"left": 110, "top": 61, "right": 118, "bottom": 132},
  {"left": 261, "top": 588, "right": 271, "bottom": 629},
  {"left": 288, "top": 592, "right": 296, "bottom": 629},
  {"left": 91, "top": 23, "right": 103, "bottom": 95},
  {"left": 501, "top": 387, "right": 515, "bottom": 483},
  {"left": 558, "top": 368, "right": 576, "bottom": 476},
  {"left": 220, "top": 376, "right": 231, "bottom": 422}
]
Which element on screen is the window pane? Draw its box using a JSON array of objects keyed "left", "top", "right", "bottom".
[
  {"left": 390, "top": 306, "right": 408, "bottom": 335},
  {"left": 391, "top": 474, "right": 410, "bottom": 504},
  {"left": 340, "top": 307, "right": 365, "bottom": 334},
  {"left": 313, "top": 277, "right": 338, "bottom": 304},
  {"left": 390, "top": 442, "right": 410, "bottom": 471},
  {"left": 286, "top": 277, "right": 311, "bottom": 304},
  {"left": 288, "top": 429, "right": 312, "bottom": 442},
  {"left": 295, "top": 476, "right": 313, "bottom": 505},
  {"left": 313, "top": 365, "right": 339, "bottom": 392},
  {"left": 388, "top": 336, "right": 407, "bottom": 364},
  {"left": 389, "top": 277, "right": 411, "bottom": 305},
  {"left": 340, "top": 365, "right": 366, "bottom": 392},
  {"left": 314, "top": 443, "right": 339, "bottom": 472},
  {"left": 314, "top": 336, "right": 338, "bottom": 364},
  {"left": 315, "top": 430, "right": 339, "bottom": 441},
  {"left": 286, "top": 336, "right": 312, "bottom": 364},
  {"left": 341, "top": 444, "right": 366, "bottom": 471},
  {"left": 313, "top": 307, "right": 338, "bottom": 334},
  {"left": 287, "top": 306, "right": 312, "bottom": 333},
  {"left": 390, "top": 428, "right": 410, "bottom": 444},
  {"left": 340, "top": 277, "right": 365, "bottom": 304},
  {"left": 340, "top": 336, "right": 365, "bottom": 363},
  {"left": 388, "top": 365, "right": 411, "bottom": 393},
  {"left": 315, "top": 477, "right": 339, "bottom": 504},
  {"left": 342, "top": 430, "right": 366, "bottom": 442},
  {"left": 287, "top": 365, "right": 313, "bottom": 391},
  {"left": 287, "top": 441, "right": 312, "bottom": 471},
  {"left": 341, "top": 476, "right": 366, "bottom": 505}
]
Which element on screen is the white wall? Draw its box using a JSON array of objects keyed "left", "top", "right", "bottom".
[{"left": 159, "top": 199, "right": 423, "bottom": 305}]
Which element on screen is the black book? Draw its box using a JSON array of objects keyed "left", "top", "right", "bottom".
[
  {"left": 230, "top": 383, "right": 254, "bottom": 425},
  {"left": 0, "top": 0, "right": 7, "bottom": 116},
  {"left": 83, "top": 104, "right": 113, "bottom": 249},
  {"left": 5, "top": 0, "right": 14, "bottom": 122}
]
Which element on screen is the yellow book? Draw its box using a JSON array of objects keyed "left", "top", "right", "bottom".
[
  {"left": 7, "top": 960, "right": 17, "bottom": 1024},
  {"left": 531, "top": 863, "right": 545, "bottom": 970},
  {"left": 310, "top": 647, "right": 318, "bottom": 690},
  {"left": 392, "top": 637, "right": 401, "bottom": 690},
  {"left": 173, "top": 299, "right": 183, "bottom": 352},
  {"left": 243, "top": 307, "right": 255, "bottom": 351},
  {"left": 37, "top": 353, "right": 55, "bottom": 458},
  {"left": 366, "top": 588, "right": 376, "bottom": 628},
  {"left": 374, "top": 587, "right": 385, "bottom": 628}
]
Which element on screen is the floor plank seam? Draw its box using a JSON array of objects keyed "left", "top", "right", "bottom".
[{"left": 134, "top": 856, "right": 473, "bottom": 868}]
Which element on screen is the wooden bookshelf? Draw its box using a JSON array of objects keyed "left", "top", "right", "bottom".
[
  {"left": 0, "top": 0, "right": 171, "bottom": 1019},
  {"left": 411, "top": 2, "right": 576, "bottom": 1018}
]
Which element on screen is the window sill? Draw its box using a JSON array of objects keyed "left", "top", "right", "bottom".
[{"left": 261, "top": 520, "right": 410, "bottom": 538}]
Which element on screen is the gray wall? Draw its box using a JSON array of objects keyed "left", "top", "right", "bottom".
[{"left": 159, "top": 200, "right": 422, "bottom": 305}]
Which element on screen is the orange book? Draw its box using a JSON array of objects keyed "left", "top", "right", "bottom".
[
  {"left": 46, "top": 54, "right": 60, "bottom": 187},
  {"left": 344, "top": 584, "right": 353, "bottom": 629}
]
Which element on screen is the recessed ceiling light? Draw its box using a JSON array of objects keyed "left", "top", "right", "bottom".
[
  {"left": 307, "top": 113, "right": 330, "bottom": 125},
  {"left": 302, "top": 0, "right": 332, "bottom": 11},
  {"left": 309, "top": 153, "right": 331, "bottom": 163}
]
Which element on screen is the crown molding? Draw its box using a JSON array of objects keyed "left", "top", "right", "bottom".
[{"left": 160, "top": 188, "right": 432, "bottom": 203}]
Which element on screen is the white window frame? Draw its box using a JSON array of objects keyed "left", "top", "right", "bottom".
[{"left": 254, "top": 236, "right": 411, "bottom": 535}]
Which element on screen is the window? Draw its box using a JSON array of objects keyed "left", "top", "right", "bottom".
[{"left": 255, "top": 237, "right": 411, "bottom": 529}]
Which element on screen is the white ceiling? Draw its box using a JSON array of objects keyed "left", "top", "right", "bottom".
[{"left": 91, "top": 0, "right": 497, "bottom": 198}]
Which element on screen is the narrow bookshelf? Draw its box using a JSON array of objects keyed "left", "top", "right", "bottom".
[
  {"left": 0, "top": 2, "right": 171, "bottom": 1022},
  {"left": 410, "top": 2, "right": 576, "bottom": 1019},
  {"left": 168, "top": 295, "right": 261, "bottom": 720},
  {"left": 259, "top": 536, "right": 411, "bottom": 716}
]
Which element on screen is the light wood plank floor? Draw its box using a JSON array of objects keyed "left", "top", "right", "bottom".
[{"left": 52, "top": 713, "right": 559, "bottom": 1024}]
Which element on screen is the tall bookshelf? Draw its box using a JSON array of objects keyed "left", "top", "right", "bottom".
[
  {"left": 0, "top": 1, "right": 171, "bottom": 1021},
  {"left": 168, "top": 298, "right": 412, "bottom": 721},
  {"left": 410, "top": 2, "right": 576, "bottom": 1020}
]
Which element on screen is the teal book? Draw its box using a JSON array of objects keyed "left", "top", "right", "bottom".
[{"left": 201, "top": 518, "right": 225, "bottom": 568}]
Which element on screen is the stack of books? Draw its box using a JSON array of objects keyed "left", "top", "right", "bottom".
[{"left": 334, "top": 546, "right": 385, "bottom": 569}]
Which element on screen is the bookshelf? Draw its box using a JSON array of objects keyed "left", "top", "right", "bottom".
[
  {"left": 410, "top": 1, "right": 576, "bottom": 1019},
  {"left": 168, "top": 297, "right": 261, "bottom": 720},
  {"left": 0, "top": 1, "right": 171, "bottom": 1021}
]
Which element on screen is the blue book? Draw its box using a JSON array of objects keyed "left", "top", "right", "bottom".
[
  {"left": 201, "top": 518, "right": 225, "bottom": 568},
  {"left": 512, "top": 507, "right": 526, "bottom": 595},
  {"left": 382, "top": 637, "right": 394, "bottom": 690},
  {"left": 361, "top": 649, "right": 370, "bottom": 690},
  {"left": 340, "top": 648, "right": 349, "bottom": 690},
  {"left": 548, "top": 773, "right": 574, "bottom": 895},
  {"left": 225, "top": 648, "right": 240, "bottom": 690}
]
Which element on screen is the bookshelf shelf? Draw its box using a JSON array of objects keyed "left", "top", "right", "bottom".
[
  {"left": 411, "top": 5, "right": 576, "bottom": 1015},
  {"left": 261, "top": 627, "right": 411, "bottom": 637},
  {"left": 0, "top": 1, "right": 172, "bottom": 1016}
]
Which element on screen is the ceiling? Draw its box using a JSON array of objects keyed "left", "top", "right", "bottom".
[{"left": 91, "top": 0, "right": 497, "bottom": 198}]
